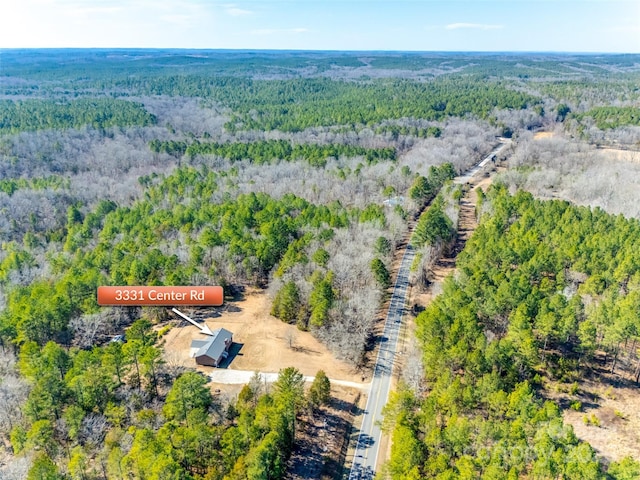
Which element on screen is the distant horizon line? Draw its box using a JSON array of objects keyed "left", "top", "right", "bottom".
[{"left": 1, "top": 47, "right": 639, "bottom": 56}]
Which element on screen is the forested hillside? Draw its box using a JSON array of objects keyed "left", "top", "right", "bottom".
[
  {"left": 1, "top": 50, "right": 640, "bottom": 479},
  {"left": 384, "top": 185, "right": 640, "bottom": 478},
  {"left": 0, "top": 99, "right": 156, "bottom": 134}
]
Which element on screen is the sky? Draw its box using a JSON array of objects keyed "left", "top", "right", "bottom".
[{"left": 0, "top": 0, "right": 639, "bottom": 53}]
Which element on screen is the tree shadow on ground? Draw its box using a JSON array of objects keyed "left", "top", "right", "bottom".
[
  {"left": 289, "top": 344, "right": 321, "bottom": 355},
  {"left": 288, "top": 394, "right": 362, "bottom": 480}
]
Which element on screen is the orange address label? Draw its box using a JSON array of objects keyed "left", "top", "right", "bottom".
[{"left": 97, "top": 286, "right": 223, "bottom": 306}]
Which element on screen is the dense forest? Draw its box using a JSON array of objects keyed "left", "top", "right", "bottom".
[
  {"left": 385, "top": 186, "right": 640, "bottom": 478},
  {"left": 148, "top": 139, "right": 397, "bottom": 166},
  {"left": 0, "top": 99, "right": 156, "bottom": 134},
  {"left": 1, "top": 50, "right": 640, "bottom": 479}
]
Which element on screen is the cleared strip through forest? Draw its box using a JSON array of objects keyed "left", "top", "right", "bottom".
[{"left": 431, "top": 175, "right": 491, "bottom": 277}]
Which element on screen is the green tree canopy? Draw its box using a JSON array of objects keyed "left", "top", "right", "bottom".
[
  {"left": 163, "top": 372, "right": 212, "bottom": 423},
  {"left": 308, "top": 370, "right": 331, "bottom": 408}
]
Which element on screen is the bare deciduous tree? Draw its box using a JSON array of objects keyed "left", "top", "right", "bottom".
[
  {"left": 502, "top": 134, "right": 640, "bottom": 219},
  {"left": 0, "top": 454, "right": 31, "bottom": 480},
  {"left": 285, "top": 327, "right": 297, "bottom": 350},
  {"left": 401, "top": 339, "right": 426, "bottom": 395},
  {"left": 0, "top": 349, "right": 29, "bottom": 431},
  {"left": 78, "top": 413, "right": 109, "bottom": 447},
  {"left": 70, "top": 312, "right": 108, "bottom": 348}
]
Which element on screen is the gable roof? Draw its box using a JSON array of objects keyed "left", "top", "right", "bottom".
[{"left": 190, "top": 328, "right": 233, "bottom": 361}]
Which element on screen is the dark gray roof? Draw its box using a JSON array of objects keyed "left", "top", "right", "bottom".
[{"left": 190, "top": 328, "right": 233, "bottom": 361}]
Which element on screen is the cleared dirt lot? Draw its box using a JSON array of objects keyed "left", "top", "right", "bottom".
[
  {"left": 287, "top": 385, "right": 363, "bottom": 480},
  {"left": 161, "top": 288, "right": 362, "bottom": 386},
  {"left": 551, "top": 371, "right": 640, "bottom": 463},
  {"left": 533, "top": 131, "right": 556, "bottom": 140},
  {"left": 598, "top": 147, "right": 640, "bottom": 163}
]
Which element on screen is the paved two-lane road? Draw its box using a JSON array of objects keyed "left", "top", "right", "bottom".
[
  {"left": 348, "top": 141, "right": 509, "bottom": 479},
  {"left": 349, "top": 243, "right": 415, "bottom": 479}
]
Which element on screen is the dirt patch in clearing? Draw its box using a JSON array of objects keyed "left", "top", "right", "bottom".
[
  {"left": 410, "top": 173, "right": 492, "bottom": 309},
  {"left": 162, "top": 288, "right": 361, "bottom": 388},
  {"left": 547, "top": 375, "right": 640, "bottom": 462},
  {"left": 534, "top": 131, "right": 556, "bottom": 140},
  {"left": 597, "top": 147, "right": 640, "bottom": 163},
  {"left": 286, "top": 386, "right": 362, "bottom": 480}
]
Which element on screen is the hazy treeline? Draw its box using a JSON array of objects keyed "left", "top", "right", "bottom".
[
  {"left": 3, "top": 50, "right": 639, "bottom": 82},
  {"left": 0, "top": 98, "right": 156, "bottom": 134}
]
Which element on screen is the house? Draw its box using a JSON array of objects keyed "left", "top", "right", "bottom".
[{"left": 190, "top": 328, "right": 233, "bottom": 367}]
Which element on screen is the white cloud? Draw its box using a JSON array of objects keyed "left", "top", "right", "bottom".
[
  {"left": 220, "top": 3, "right": 253, "bottom": 16},
  {"left": 251, "top": 27, "right": 309, "bottom": 35},
  {"left": 160, "top": 14, "right": 195, "bottom": 27},
  {"left": 602, "top": 25, "right": 640, "bottom": 34},
  {"left": 227, "top": 7, "right": 252, "bottom": 16},
  {"left": 0, "top": 0, "right": 216, "bottom": 47},
  {"left": 446, "top": 23, "right": 503, "bottom": 30},
  {"left": 65, "top": 5, "right": 124, "bottom": 18}
]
